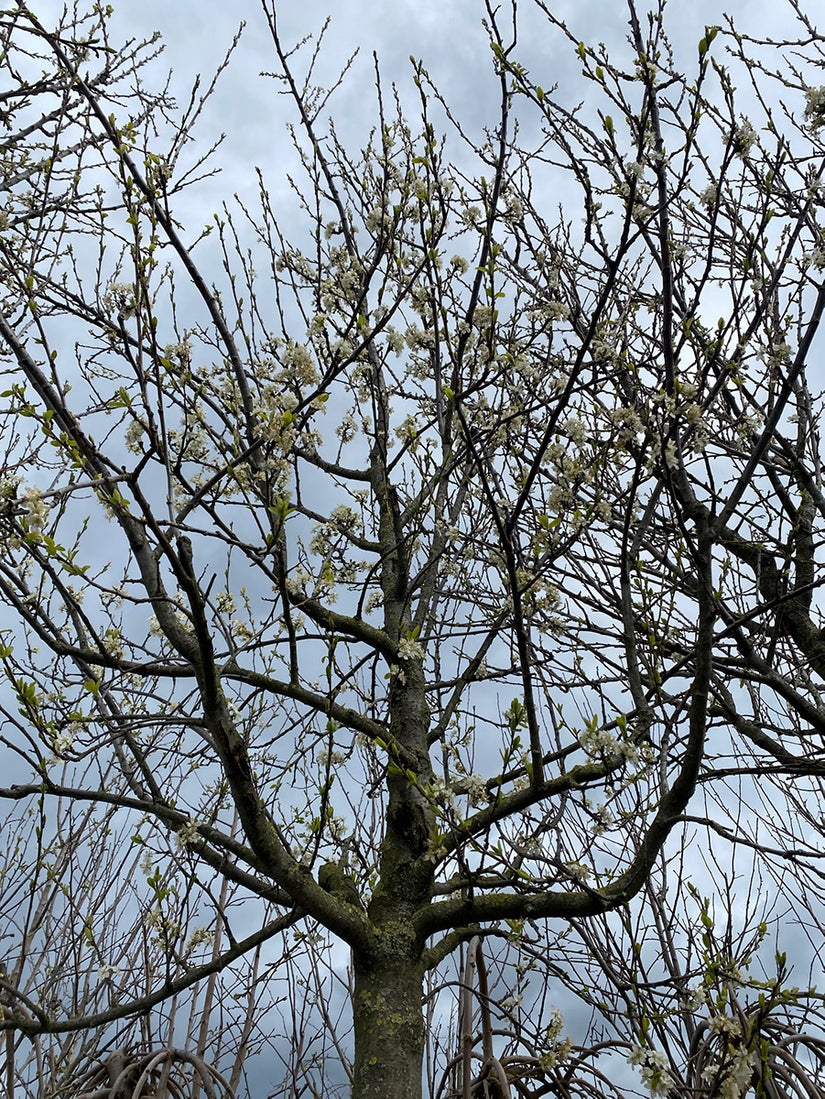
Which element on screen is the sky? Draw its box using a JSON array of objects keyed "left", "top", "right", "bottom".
[
  {"left": 49, "top": 0, "right": 807, "bottom": 300},
  {"left": 59, "top": 0, "right": 816, "bottom": 220},
  {"left": 109, "top": 0, "right": 804, "bottom": 117}
]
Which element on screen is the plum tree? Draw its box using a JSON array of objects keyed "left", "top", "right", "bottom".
[{"left": 3, "top": 2, "right": 825, "bottom": 1096}]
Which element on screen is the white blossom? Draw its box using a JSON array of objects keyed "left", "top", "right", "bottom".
[
  {"left": 564, "top": 860, "right": 591, "bottom": 883},
  {"left": 429, "top": 777, "right": 455, "bottom": 806},
  {"left": 53, "top": 730, "right": 74, "bottom": 756},
  {"left": 464, "top": 773, "right": 489, "bottom": 805},
  {"left": 676, "top": 377, "right": 699, "bottom": 398},
  {"left": 124, "top": 418, "right": 146, "bottom": 454},
  {"left": 700, "top": 182, "right": 718, "bottom": 208},
  {"left": 175, "top": 819, "right": 201, "bottom": 849},
  {"left": 185, "top": 926, "right": 215, "bottom": 952},
  {"left": 317, "top": 746, "right": 346, "bottom": 767},
  {"left": 102, "top": 281, "right": 137, "bottom": 318},
  {"left": 329, "top": 504, "right": 361, "bottom": 531},
  {"left": 164, "top": 340, "right": 191, "bottom": 369},
  {"left": 386, "top": 328, "right": 405, "bottom": 355},
  {"left": 21, "top": 487, "right": 49, "bottom": 534},
  {"left": 804, "top": 86, "right": 825, "bottom": 131},
  {"left": 628, "top": 1046, "right": 673, "bottom": 1097},
  {"left": 578, "top": 724, "right": 618, "bottom": 756},
  {"left": 365, "top": 205, "right": 392, "bottom": 233},
  {"left": 590, "top": 336, "right": 619, "bottom": 364},
  {"left": 503, "top": 191, "right": 524, "bottom": 223},
  {"left": 539, "top": 1007, "right": 572, "bottom": 1067},
  {"left": 681, "top": 984, "right": 707, "bottom": 1011},
  {"left": 709, "top": 1014, "right": 742, "bottom": 1037},
  {"left": 591, "top": 802, "right": 614, "bottom": 835},
  {"left": 398, "top": 636, "right": 425, "bottom": 661},
  {"left": 389, "top": 663, "right": 407, "bottom": 685},
  {"left": 734, "top": 119, "right": 757, "bottom": 157},
  {"left": 215, "top": 591, "right": 236, "bottom": 616},
  {"left": 609, "top": 406, "right": 644, "bottom": 441},
  {"left": 337, "top": 412, "right": 358, "bottom": 443},
  {"left": 562, "top": 417, "right": 587, "bottom": 444},
  {"left": 758, "top": 340, "right": 792, "bottom": 365},
  {"left": 461, "top": 205, "right": 482, "bottom": 227},
  {"left": 718, "top": 1047, "right": 757, "bottom": 1099},
  {"left": 281, "top": 341, "right": 319, "bottom": 386},
  {"left": 663, "top": 439, "right": 679, "bottom": 469},
  {"left": 144, "top": 907, "right": 181, "bottom": 939}
]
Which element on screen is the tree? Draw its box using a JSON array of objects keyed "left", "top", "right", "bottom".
[{"left": 3, "top": 0, "right": 825, "bottom": 1095}]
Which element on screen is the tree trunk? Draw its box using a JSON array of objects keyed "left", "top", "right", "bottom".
[
  {"left": 351, "top": 936, "right": 426, "bottom": 1099},
  {"left": 349, "top": 648, "right": 433, "bottom": 1097}
]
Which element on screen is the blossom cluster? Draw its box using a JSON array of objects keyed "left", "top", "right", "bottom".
[
  {"left": 564, "top": 860, "right": 591, "bottom": 883},
  {"left": 699, "top": 182, "right": 718, "bottom": 209},
  {"left": 21, "top": 486, "right": 50, "bottom": 540},
  {"left": 101, "top": 281, "right": 137, "bottom": 318},
  {"left": 175, "top": 819, "right": 201, "bottom": 849},
  {"left": 53, "top": 729, "right": 75, "bottom": 756},
  {"left": 805, "top": 86, "right": 825, "bottom": 131},
  {"left": 539, "top": 1007, "right": 573, "bottom": 1069},
  {"left": 578, "top": 722, "right": 639, "bottom": 764},
  {"left": 733, "top": 119, "right": 757, "bottom": 158},
  {"left": 627, "top": 1045, "right": 673, "bottom": 1097},
  {"left": 398, "top": 636, "right": 425, "bottom": 662},
  {"left": 144, "top": 907, "right": 181, "bottom": 941},
  {"left": 185, "top": 925, "right": 215, "bottom": 953},
  {"left": 703, "top": 1045, "right": 758, "bottom": 1099}
]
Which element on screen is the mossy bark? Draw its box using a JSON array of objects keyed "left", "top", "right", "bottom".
[
  {"left": 350, "top": 676, "right": 433, "bottom": 1099},
  {"left": 351, "top": 934, "right": 426, "bottom": 1099}
]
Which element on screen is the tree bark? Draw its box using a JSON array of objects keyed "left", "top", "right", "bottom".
[
  {"left": 351, "top": 936, "right": 426, "bottom": 1099},
  {"left": 347, "top": 642, "right": 434, "bottom": 1096}
]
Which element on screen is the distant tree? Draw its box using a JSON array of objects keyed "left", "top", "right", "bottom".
[{"left": 3, "top": 1, "right": 825, "bottom": 1097}]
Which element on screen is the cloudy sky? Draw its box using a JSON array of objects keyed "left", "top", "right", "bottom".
[
  {"left": 35, "top": 0, "right": 814, "bottom": 222},
  {"left": 17, "top": 0, "right": 798, "bottom": 339},
  {"left": 111, "top": 0, "right": 806, "bottom": 117}
]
